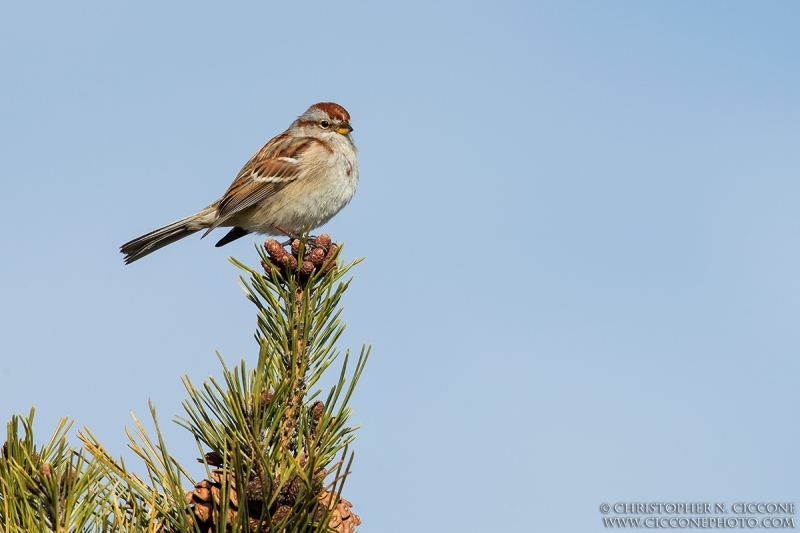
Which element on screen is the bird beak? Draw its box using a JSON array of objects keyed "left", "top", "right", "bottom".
[{"left": 336, "top": 123, "right": 353, "bottom": 135}]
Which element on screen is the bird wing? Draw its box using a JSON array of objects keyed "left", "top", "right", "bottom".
[{"left": 205, "top": 135, "right": 319, "bottom": 233}]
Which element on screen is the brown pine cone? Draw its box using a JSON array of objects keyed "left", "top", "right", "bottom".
[
  {"left": 276, "top": 474, "right": 303, "bottom": 506},
  {"left": 311, "top": 400, "right": 325, "bottom": 421},
  {"left": 245, "top": 472, "right": 268, "bottom": 505},
  {"left": 300, "top": 260, "right": 315, "bottom": 275},
  {"left": 272, "top": 505, "right": 292, "bottom": 523},
  {"left": 318, "top": 491, "right": 361, "bottom": 533},
  {"left": 265, "top": 239, "right": 287, "bottom": 260},
  {"left": 186, "top": 467, "right": 359, "bottom": 532},
  {"left": 202, "top": 451, "right": 223, "bottom": 467},
  {"left": 210, "top": 469, "right": 239, "bottom": 507},
  {"left": 186, "top": 479, "right": 214, "bottom": 525},
  {"left": 186, "top": 470, "right": 239, "bottom": 531},
  {"left": 315, "top": 234, "right": 332, "bottom": 249},
  {"left": 324, "top": 244, "right": 339, "bottom": 272},
  {"left": 308, "top": 247, "right": 326, "bottom": 266}
]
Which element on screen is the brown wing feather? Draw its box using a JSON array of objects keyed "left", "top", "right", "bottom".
[{"left": 207, "top": 136, "right": 317, "bottom": 232}]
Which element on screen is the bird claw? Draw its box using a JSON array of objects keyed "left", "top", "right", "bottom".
[{"left": 273, "top": 226, "right": 328, "bottom": 254}]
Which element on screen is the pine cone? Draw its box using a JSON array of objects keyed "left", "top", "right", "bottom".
[
  {"left": 185, "top": 471, "right": 238, "bottom": 532},
  {"left": 300, "top": 260, "right": 315, "bottom": 275},
  {"left": 314, "top": 234, "right": 332, "bottom": 250},
  {"left": 186, "top": 479, "right": 214, "bottom": 531},
  {"left": 324, "top": 244, "right": 338, "bottom": 272},
  {"left": 311, "top": 400, "right": 324, "bottom": 421},
  {"left": 260, "top": 234, "right": 338, "bottom": 278},
  {"left": 318, "top": 490, "right": 361, "bottom": 533},
  {"left": 201, "top": 451, "right": 223, "bottom": 467},
  {"left": 186, "top": 469, "right": 360, "bottom": 532}
]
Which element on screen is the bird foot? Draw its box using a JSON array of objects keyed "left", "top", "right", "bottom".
[{"left": 273, "top": 225, "right": 330, "bottom": 253}]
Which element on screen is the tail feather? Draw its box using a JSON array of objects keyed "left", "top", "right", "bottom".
[
  {"left": 121, "top": 208, "right": 214, "bottom": 264},
  {"left": 215, "top": 226, "right": 252, "bottom": 247}
]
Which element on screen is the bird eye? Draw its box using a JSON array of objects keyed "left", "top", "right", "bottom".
[{"left": 320, "top": 120, "right": 330, "bottom": 129}]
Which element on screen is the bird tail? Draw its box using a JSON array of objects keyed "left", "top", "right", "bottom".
[{"left": 120, "top": 207, "right": 215, "bottom": 264}]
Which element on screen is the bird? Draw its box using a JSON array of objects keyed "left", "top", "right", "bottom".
[{"left": 120, "top": 102, "right": 358, "bottom": 264}]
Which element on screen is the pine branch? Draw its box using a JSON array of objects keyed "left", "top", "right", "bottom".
[
  {"left": 1, "top": 409, "right": 138, "bottom": 533},
  {"left": 6, "top": 233, "right": 368, "bottom": 532},
  {"left": 90, "top": 233, "right": 366, "bottom": 532}
]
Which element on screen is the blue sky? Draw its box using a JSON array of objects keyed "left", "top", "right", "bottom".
[{"left": 1, "top": 2, "right": 798, "bottom": 531}]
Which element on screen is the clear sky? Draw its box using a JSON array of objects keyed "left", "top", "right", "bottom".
[{"left": 1, "top": 2, "right": 798, "bottom": 531}]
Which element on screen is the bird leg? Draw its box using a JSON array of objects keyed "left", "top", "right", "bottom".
[
  {"left": 272, "top": 224, "right": 300, "bottom": 246},
  {"left": 272, "top": 225, "right": 328, "bottom": 252}
]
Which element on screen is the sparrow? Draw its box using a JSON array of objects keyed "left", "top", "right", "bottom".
[{"left": 121, "top": 102, "right": 358, "bottom": 264}]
